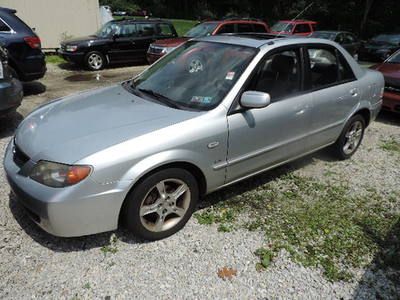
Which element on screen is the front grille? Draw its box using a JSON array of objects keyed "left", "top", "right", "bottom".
[
  {"left": 148, "top": 45, "right": 164, "bottom": 54},
  {"left": 13, "top": 144, "right": 30, "bottom": 168}
]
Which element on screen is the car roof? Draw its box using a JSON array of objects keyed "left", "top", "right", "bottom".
[
  {"left": 202, "top": 19, "right": 266, "bottom": 25},
  {"left": 0, "top": 7, "right": 17, "bottom": 14},
  {"left": 110, "top": 18, "right": 173, "bottom": 24},
  {"left": 196, "top": 34, "right": 334, "bottom": 48},
  {"left": 279, "top": 20, "right": 317, "bottom": 24}
]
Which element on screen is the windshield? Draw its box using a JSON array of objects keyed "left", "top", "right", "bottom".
[
  {"left": 371, "top": 34, "right": 400, "bottom": 45},
  {"left": 96, "top": 22, "right": 121, "bottom": 38},
  {"left": 130, "top": 41, "right": 257, "bottom": 111},
  {"left": 311, "top": 32, "right": 336, "bottom": 40},
  {"left": 271, "top": 22, "right": 293, "bottom": 33},
  {"left": 184, "top": 23, "right": 218, "bottom": 38},
  {"left": 387, "top": 50, "right": 400, "bottom": 63}
]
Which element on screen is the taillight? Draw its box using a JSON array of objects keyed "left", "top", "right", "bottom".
[{"left": 24, "top": 36, "right": 41, "bottom": 49}]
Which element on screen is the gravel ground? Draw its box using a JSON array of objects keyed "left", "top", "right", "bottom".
[{"left": 0, "top": 63, "right": 399, "bottom": 299}]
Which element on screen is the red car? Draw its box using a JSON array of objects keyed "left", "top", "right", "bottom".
[
  {"left": 370, "top": 50, "right": 400, "bottom": 113},
  {"left": 270, "top": 20, "right": 317, "bottom": 36},
  {"left": 146, "top": 19, "right": 269, "bottom": 64}
]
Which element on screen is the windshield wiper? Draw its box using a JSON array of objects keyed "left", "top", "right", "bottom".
[{"left": 138, "top": 88, "right": 182, "bottom": 109}]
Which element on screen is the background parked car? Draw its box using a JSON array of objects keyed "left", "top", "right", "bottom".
[
  {"left": 0, "top": 7, "right": 46, "bottom": 81},
  {"left": 270, "top": 20, "right": 317, "bottom": 36},
  {"left": 59, "top": 19, "right": 178, "bottom": 70},
  {"left": 147, "top": 18, "right": 269, "bottom": 63},
  {"left": 358, "top": 33, "right": 400, "bottom": 62},
  {"left": 310, "top": 31, "right": 360, "bottom": 58},
  {"left": 0, "top": 44, "right": 23, "bottom": 116},
  {"left": 370, "top": 49, "right": 400, "bottom": 113}
]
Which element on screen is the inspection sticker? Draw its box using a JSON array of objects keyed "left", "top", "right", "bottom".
[
  {"left": 225, "top": 71, "right": 235, "bottom": 80},
  {"left": 191, "top": 96, "right": 213, "bottom": 104}
]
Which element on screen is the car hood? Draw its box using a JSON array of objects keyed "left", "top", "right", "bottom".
[
  {"left": 372, "top": 63, "right": 400, "bottom": 81},
  {"left": 15, "top": 85, "right": 202, "bottom": 164},
  {"left": 364, "top": 41, "right": 397, "bottom": 50},
  {"left": 62, "top": 35, "right": 101, "bottom": 45},
  {"left": 152, "top": 37, "right": 189, "bottom": 47}
]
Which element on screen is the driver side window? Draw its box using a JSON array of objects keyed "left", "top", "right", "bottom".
[{"left": 248, "top": 49, "right": 302, "bottom": 101}]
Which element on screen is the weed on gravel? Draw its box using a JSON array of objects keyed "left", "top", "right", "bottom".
[
  {"left": 195, "top": 173, "right": 400, "bottom": 281},
  {"left": 380, "top": 137, "right": 400, "bottom": 154}
]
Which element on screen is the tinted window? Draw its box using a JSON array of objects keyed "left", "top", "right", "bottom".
[
  {"left": 294, "top": 24, "right": 311, "bottom": 34},
  {"left": 271, "top": 22, "right": 293, "bottom": 33},
  {"left": 157, "top": 24, "right": 174, "bottom": 36},
  {"left": 344, "top": 34, "right": 355, "bottom": 43},
  {"left": 185, "top": 23, "right": 218, "bottom": 38},
  {"left": 137, "top": 23, "right": 155, "bottom": 36},
  {"left": 237, "top": 23, "right": 253, "bottom": 33},
  {"left": 307, "top": 47, "right": 355, "bottom": 89},
  {"left": 249, "top": 49, "right": 301, "bottom": 100},
  {"left": 253, "top": 24, "right": 267, "bottom": 33},
  {"left": 0, "top": 18, "right": 11, "bottom": 32},
  {"left": 217, "top": 24, "right": 235, "bottom": 34},
  {"left": 119, "top": 24, "right": 137, "bottom": 37},
  {"left": 335, "top": 34, "right": 345, "bottom": 44}
]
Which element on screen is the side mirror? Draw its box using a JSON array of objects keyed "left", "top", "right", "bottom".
[{"left": 240, "top": 91, "right": 271, "bottom": 109}]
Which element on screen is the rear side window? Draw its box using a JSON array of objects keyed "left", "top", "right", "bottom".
[
  {"left": 237, "top": 23, "right": 253, "bottom": 33},
  {"left": 216, "top": 24, "right": 235, "bottom": 34},
  {"left": 253, "top": 24, "right": 267, "bottom": 33},
  {"left": 294, "top": 24, "right": 311, "bottom": 34},
  {"left": 119, "top": 24, "right": 137, "bottom": 37},
  {"left": 157, "top": 24, "right": 174, "bottom": 36},
  {"left": 137, "top": 23, "right": 155, "bottom": 36},
  {"left": 307, "top": 47, "right": 355, "bottom": 89},
  {"left": 0, "top": 18, "right": 10, "bottom": 32}
]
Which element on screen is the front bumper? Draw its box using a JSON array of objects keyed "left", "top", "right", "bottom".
[
  {"left": 58, "top": 50, "right": 85, "bottom": 65},
  {"left": 382, "top": 91, "right": 400, "bottom": 113},
  {"left": 4, "top": 140, "right": 132, "bottom": 237},
  {"left": 0, "top": 78, "right": 23, "bottom": 114},
  {"left": 146, "top": 52, "right": 163, "bottom": 64}
]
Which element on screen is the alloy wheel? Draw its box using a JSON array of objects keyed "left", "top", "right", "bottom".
[
  {"left": 343, "top": 120, "right": 363, "bottom": 155},
  {"left": 88, "top": 53, "right": 103, "bottom": 70},
  {"left": 139, "top": 178, "right": 191, "bottom": 232}
]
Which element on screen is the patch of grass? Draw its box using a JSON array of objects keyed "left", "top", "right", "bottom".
[
  {"left": 100, "top": 234, "right": 118, "bottom": 255},
  {"left": 255, "top": 247, "right": 275, "bottom": 271},
  {"left": 197, "top": 173, "right": 399, "bottom": 281},
  {"left": 83, "top": 282, "right": 91, "bottom": 290},
  {"left": 380, "top": 138, "right": 400, "bottom": 154},
  {"left": 45, "top": 55, "right": 66, "bottom": 65}
]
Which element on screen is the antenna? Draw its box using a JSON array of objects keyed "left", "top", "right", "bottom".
[{"left": 278, "top": 2, "right": 314, "bottom": 36}]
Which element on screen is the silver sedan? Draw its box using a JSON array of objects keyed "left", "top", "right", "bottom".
[{"left": 4, "top": 35, "right": 384, "bottom": 240}]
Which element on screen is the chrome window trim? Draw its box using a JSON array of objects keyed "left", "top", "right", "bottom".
[{"left": 0, "top": 17, "right": 16, "bottom": 34}]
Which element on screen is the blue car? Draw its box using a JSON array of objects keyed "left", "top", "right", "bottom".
[
  {"left": 0, "top": 7, "right": 46, "bottom": 81},
  {"left": 0, "top": 44, "right": 23, "bottom": 116}
]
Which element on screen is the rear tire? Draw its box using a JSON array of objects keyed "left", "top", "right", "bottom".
[
  {"left": 332, "top": 114, "right": 365, "bottom": 160},
  {"left": 122, "top": 168, "right": 199, "bottom": 240},
  {"left": 84, "top": 51, "right": 106, "bottom": 71}
]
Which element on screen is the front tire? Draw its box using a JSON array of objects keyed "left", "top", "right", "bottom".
[
  {"left": 84, "top": 51, "right": 105, "bottom": 71},
  {"left": 122, "top": 168, "right": 199, "bottom": 240},
  {"left": 332, "top": 114, "right": 365, "bottom": 160}
]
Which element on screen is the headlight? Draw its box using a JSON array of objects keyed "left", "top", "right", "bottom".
[
  {"left": 30, "top": 161, "right": 92, "bottom": 188},
  {"left": 161, "top": 47, "right": 176, "bottom": 54},
  {"left": 65, "top": 45, "right": 78, "bottom": 52}
]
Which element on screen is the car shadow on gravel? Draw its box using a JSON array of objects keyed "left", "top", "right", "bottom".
[
  {"left": 23, "top": 81, "right": 46, "bottom": 96},
  {"left": 376, "top": 111, "right": 400, "bottom": 127},
  {"left": 7, "top": 148, "right": 336, "bottom": 252},
  {"left": 0, "top": 112, "right": 23, "bottom": 138},
  {"left": 352, "top": 219, "right": 400, "bottom": 298},
  {"left": 58, "top": 61, "right": 148, "bottom": 72}
]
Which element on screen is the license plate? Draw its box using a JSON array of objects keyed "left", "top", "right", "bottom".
[{"left": 0, "top": 63, "right": 3, "bottom": 79}]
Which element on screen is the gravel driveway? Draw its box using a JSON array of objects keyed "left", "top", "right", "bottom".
[{"left": 0, "top": 63, "right": 399, "bottom": 299}]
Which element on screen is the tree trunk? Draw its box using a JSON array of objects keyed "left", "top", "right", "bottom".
[{"left": 360, "top": 0, "right": 375, "bottom": 34}]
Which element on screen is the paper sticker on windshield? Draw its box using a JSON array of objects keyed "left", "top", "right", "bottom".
[
  {"left": 191, "top": 96, "right": 212, "bottom": 104},
  {"left": 225, "top": 71, "right": 235, "bottom": 80}
]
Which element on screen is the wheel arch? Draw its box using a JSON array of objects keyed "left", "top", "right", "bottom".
[
  {"left": 118, "top": 160, "right": 208, "bottom": 225},
  {"left": 354, "top": 108, "right": 371, "bottom": 127}
]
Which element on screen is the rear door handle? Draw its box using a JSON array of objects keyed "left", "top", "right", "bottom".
[{"left": 350, "top": 88, "right": 359, "bottom": 97}]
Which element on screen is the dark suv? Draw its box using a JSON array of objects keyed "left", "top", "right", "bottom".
[
  {"left": 0, "top": 7, "right": 46, "bottom": 81},
  {"left": 147, "top": 19, "right": 269, "bottom": 64},
  {"left": 0, "top": 44, "right": 23, "bottom": 116},
  {"left": 60, "top": 19, "right": 178, "bottom": 70}
]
